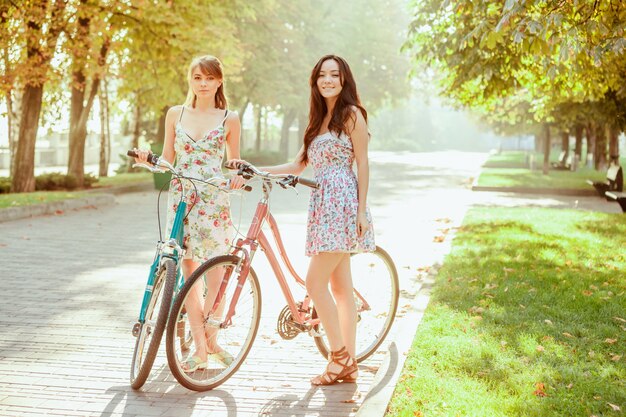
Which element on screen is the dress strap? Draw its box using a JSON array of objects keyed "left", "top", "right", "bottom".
[
  {"left": 178, "top": 106, "right": 185, "bottom": 122},
  {"left": 220, "top": 110, "right": 229, "bottom": 127}
]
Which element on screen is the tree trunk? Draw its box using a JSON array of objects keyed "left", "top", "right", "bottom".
[
  {"left": 542, "top": 123, "right": 550, "bottom": 175},
  {"left": 5, "top": 91, "right": 21, "bottom": 179},
  {"left": 68, "top": 36, "right": 110, "bottom": 186},
  {"left": 574, "top": 124, "right": 583, "bottom": 158},
  {"left": 127, "top": 100, "right": 142, "bottom": 173},
  {"left": 534, "top": 133, "right": 542, "bottom": 153},
  {"left": 98, "top": 79, "right": 110, "bottom": 177},
  {"left": 560, "top": 131, "right": 569, "bottom": 158},
  {"left": 608, "top": 125, "right": 619, "bottom": 160},
  {"left": 11, "top": 0, "right": 67, "bottom": 192},
  {"left": 238, "top": 99, "right": 250, "bottom": 149},
  {"left": 12, "top": 85, "right": 44, "bottom": 192},
  {"left": 155, "top": 105, "right": 168, "bottom": 147},
  {"left": 254, "top": 105, "right": 262, "bottom": 153},
  {"left": 279, "top": 108, "right": 297, "bottom": 159},
  {"left": 594, "top": 123, "right": 607, "bottom": 170},
  {"left": 298, "top": 111, "right": 307, "bottom": 148},
  {"left": 585, "top": 122, "right": 596, "bottom": 167}
]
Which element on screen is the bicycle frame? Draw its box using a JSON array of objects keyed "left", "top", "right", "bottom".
[{"left": 211, "top": 180, "right": 371, "bottom": 330}]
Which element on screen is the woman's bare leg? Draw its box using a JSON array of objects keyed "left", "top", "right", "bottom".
[
  {"left": 181, "top": 259, "right": 207, "bottom": 362},
  {"left": 329, "top": 255, "right": 357, "bottom": 358}
]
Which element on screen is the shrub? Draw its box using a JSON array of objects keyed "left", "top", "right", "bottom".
[
  {"left": 35, "top": 172, "right": 69, "bottom": 191},
  {"left": 0, "top": 177, "right": 11, "bottom": 194},
  {"left": 241, "top": 149, "right": 287, "bottom": 166}
]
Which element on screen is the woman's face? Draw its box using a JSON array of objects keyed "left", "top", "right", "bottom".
[
  {"left": 316, "top": 59, "right": 342, "bottom": 99},
  {"left": 190, "top": 66, "right": 222, "bottom": 99}
]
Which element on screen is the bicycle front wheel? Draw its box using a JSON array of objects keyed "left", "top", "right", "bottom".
[
  {"left": 130, "top": 258, "right": 176, "bottom": 390},
  {"left": 313, "top": 246, "right": 399, "bottom": 362},
  {"left": 166, "top": 255, "right": 261, "bottom": 391}
]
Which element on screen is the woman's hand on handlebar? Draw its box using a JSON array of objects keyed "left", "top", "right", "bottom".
[
  {"left": 228, "top": 174, "right": 246, "bottom": 190},
  {"left": 225, "top": 159, "right": 248, "bottom": 170},
  {"left": 132, "top": 148, "right": 153, "bottom": 166}
]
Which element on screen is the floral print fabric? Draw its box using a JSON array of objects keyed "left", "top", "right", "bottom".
[
  {"left": 305, "top": 131, "right": 375, "bottom": 256},
  {"left": 166, "top": 112, "right": 234, "bottom": 263}
]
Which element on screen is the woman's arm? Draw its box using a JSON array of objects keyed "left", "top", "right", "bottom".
[
  {"left": 224, "top": 111, "right": 241, "bottom": 160},
  {"left": 133, "top": 106, "right": 178, "bottom": 165},
  {"left": 223, "top": 111, "right": 245, "bottom": 188},
  {"left": 160, "top": 106, "right": 179, "bottom": 165},
  {"left": 350, "top": 109, "right": 370, "bottom": 237}
]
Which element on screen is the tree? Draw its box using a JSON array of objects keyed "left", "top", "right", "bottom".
[{"left": 11, "top": 0, "right": 68, "bottom": 192}]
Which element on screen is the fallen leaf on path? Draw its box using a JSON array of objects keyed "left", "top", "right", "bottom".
[
  {"left": 433, "top": 236, "right": 445, "bottom": 243},
  {"left": 562, "top": 332, "right": 574, "bottom": 338},
  {"left": 604, "top": 338, "right": 617, "bottom": 344},
  {"left": 582, "top": 290, "right": 593, "bottom": 296},
  {"left": 536, "top": 345, "right": 545, "bottom": 353},
  {"left": 612, "top": 316, "right": 626, "bottom": 323},
  {"left": 544, "top": 320, "right": 553, "bottom": 326},
  {"left": 566, "top": 383, "right": 573, "bottom": 389},
  {"left": 610, "top": 353, "right": 621, "bottom": 361},
  {"left": 414, "top": 411, "right": 424, "bottom": 417},
  {"left": 55, "top": 209, "right": 64, "bottom": 215}
]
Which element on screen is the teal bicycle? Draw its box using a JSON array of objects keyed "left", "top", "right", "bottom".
[{"left": 126, "top": 150, "right": 245, "bottom": 390}]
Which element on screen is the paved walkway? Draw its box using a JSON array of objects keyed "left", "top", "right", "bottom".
[{"left": 0, "top": 151, "right": 620, "bottom": 417}]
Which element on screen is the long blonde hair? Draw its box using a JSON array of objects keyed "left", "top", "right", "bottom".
[{"left": 183, "top": 55, "right": 227, "bottom": 109}]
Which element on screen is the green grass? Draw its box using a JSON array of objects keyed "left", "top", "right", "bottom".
[
  {"left": 479, "top": 151, "right": 626, "bottom": 189},
  {"left": 0, "top": 191, "right": 91, "bottom": 208},
  {"left": 0, "top": 173, "right": 151, "bottom": 209},
  {"left": 482, "top": 151, "right": 534, "bottom": 168},
  {"left": 387, "top": 207, "right": 625, "bottom": 417},
  {"left": 476, "top": 167, "right": 606, "bottom": 189},
  {"left": 92, "top": 172, "right": 152, "bottom": 187}
]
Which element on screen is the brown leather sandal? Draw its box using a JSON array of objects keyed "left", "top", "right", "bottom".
[{"left": 311, "top": 346, "right": 358, "bottom": 385}]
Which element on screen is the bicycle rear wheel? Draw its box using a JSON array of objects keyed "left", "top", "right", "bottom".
[
  {"left": 130, "top": 258, "right": 176, "bottom": 389},
  {"left": 313, "top": 246, "right": 399, "bottom": 362},
  {"left": 166, "top": 255, "right": 261, "bottom": 391}
]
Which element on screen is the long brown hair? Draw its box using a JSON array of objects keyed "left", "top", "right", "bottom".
[
  {"left": 184, "top": 55, "right": 228, "bottom": 109},
  {"left": 300, "top": 55, "right": 367, "bottom": 164}
]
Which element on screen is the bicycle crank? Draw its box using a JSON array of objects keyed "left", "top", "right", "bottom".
[{"left": 277, "top": 306, "right": 307, "bottom": 340}]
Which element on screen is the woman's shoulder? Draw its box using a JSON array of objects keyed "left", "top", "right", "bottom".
[
  {"left": 166, "top": 105, "right": 185, "bottom": 119},
  {"left": 223, "top": 109, "right": 240, "bottom": 124}
]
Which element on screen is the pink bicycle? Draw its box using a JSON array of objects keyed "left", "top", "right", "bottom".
[{"left": 165, "top": 162, "right": 399, "bottom": 391}]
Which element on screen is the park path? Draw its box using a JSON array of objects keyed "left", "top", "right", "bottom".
[{"left": 5, "top": 150, "right": 605, "bottom": 417}]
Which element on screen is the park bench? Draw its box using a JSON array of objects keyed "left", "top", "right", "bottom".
[
  {"left": 605, "top": 191, "right": 626, "bottom": 213},
  {"left": 551, "top": 151, "right": 572, "bottom": 170},
  {"left": 587, "top": 163, "right": 623, "bottom": 197}
]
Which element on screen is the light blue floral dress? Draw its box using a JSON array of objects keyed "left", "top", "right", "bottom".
[
  {"left": 166, "top": 107, "right": 234, "bottom": 263},
  {"left": 305, "top": 131, "right": 375, "bottom": 256}
]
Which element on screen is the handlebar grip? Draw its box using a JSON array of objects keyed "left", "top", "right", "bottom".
[
  {"left": 296, "top": 176, "right": 318, "bottom": 189},
  {"left": 127, "top": 150, "right": 159, "bottom": 165}
]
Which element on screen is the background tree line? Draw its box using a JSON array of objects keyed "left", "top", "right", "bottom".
[
  {"left": 1, "top": 0, "right": 410, "bottom": 192},
  {"left": 404, "top": 0, "right": 626, "bottom": 174}
]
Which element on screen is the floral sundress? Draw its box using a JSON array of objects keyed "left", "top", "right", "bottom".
[
  {"left": 166, "top": 107, "right": 234, "bottom": 263},
  {"left": 305, "top": 131, "right": 375, "bottom": 256}
]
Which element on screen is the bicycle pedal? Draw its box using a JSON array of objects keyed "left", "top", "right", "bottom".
[{"left": 308, "top": 329, "right": 325, "bottom": 337}]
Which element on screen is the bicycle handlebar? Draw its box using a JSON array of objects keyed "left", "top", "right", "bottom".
[
  {"left": 126, "top": 150, "right": 252, "bottom": 192},
  {"left": 127, "top": 150, "right": 159, "bottom": 166},
  {"left": 225, "top": 161, "right": 319, "bottom": 189}
]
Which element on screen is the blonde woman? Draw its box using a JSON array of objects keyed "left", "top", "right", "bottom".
[{"left": 134, "top": 55, "right": 244, "bottom": 371}]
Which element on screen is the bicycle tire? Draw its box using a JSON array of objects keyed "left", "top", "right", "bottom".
[
  {"left": 130, "top": 258, "right": 176, "bottom": 389},
  {"left": 313, "top": 246, "right": 399, "bottom": 362},
  {"left": 166, "top": 255, "right": 262, "bottom": 391}
]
